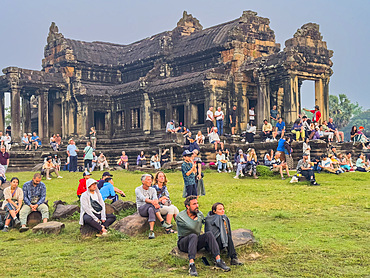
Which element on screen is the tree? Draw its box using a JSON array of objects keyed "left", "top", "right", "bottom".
[
  {"left": 329, "top": 94, "right": 362, "bottom": 129},
  {"left": 342, "top": 109, "right": 370, "bottom": 140},
  {"left": 5, "top": 107, "right": 11, "bottom": 126}
]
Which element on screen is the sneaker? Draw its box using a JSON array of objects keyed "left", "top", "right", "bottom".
[
  {"left": 2, "top": 227, "right": 9, "bottom": 232},
  {"left": 310, "top": 181, "right": 320, "bottom": 186},
  {"left": 161, "top": 221, "right": 172, "bottom": 229},
  {"left": 233, "top": 176, "right": 239, "bottom": 179},
  {"left": 217, "top": 169, "right": 221, "bottom": 173},
  {"left": 230, "top": 257, "right": 244, "bottom": 265},
  {"left": 223, "top": 170, "right": 227, "bottom": 173},
  {"left": 57, "top": 176, "right": 63, "bottom": 179},
  {"left": 148, "top": 231, "right": 155, "bottom": 239},
  {"left": 241, "top": 139, "right": 245, "bottom": 142},
  {"left": 228, "top": 170, "right": 231, "bottom": 173},
  {"left": 215, "top": 260, "right": 231, "bottom": 272},
  {"left": 46, "top": 178, "right": 51, "bottom": 180},
  {"left": 19, "top": 226, "right": 29, "bottom": 233},
  {"left": 189, "top": 264, "right": 198, "bottom": 276},
  {"left": 240, "top": 172, "right": 244, "bottom": 177},
  {"left": 245, "top": 142, "right": 249, "bottom": 145},
  {"left": 14, "top": 218, "right": 21, "bottom": 227}
]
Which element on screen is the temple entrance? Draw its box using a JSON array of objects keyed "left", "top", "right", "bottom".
[
  {"left": 94, "top": 111, "right": 106, "bottom": 130},
  {"left": 197, "top": 103, "right": 205, "bottom": 124},
  {"left": 300, "top": 80, "right": 315, "bottom": 114},
  {"left": 173, "top": 105, "right": 184, "bottom": 125}
]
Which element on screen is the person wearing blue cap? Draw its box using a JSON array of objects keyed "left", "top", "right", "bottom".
[{"left": 181, "top": 150, "right": 197, "bottom": 197}]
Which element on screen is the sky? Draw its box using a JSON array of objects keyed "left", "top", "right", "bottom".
[{"left": 0, "top": 0, "right": 369, "bottom": 109}]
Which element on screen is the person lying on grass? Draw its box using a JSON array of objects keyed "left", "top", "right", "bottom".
[
  {"left": 2, "top": 177, "right": 23, "bottom": 232},
  {"left": 135, "top": 174, "right": 172, "bottom": 239},
  {"left": 205, "top": 202, "right": 243, "bottom": 266},
  {"left": 176, "top": 196, "right": 231, "bottom": 276},
  {"left": 19, "top": 173, "right": 49, "bottom": 232},
  {"left": 79, "top": 178, "right": 116, "bottom": 237}
]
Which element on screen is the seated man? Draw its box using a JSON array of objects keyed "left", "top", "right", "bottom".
[
  {"left": 275, "top": 117, "right": 286, "bottom": 139},
  {"left": 261, "top": 119, "right": 276, "bottom": 141},
  {"left": 42, "top": 156, "right": 63, "bottom": 180},
  {"left": 355, "top": 153, "right": 370, "bottom": 172},
  {"left": 99, "top": 177, "right": 125, "bottom": 203},
  {"left": 22, "top": 133, "right": 31, "bottom": 151},
  {"left": 19, "top": 173, "right": 49, "bottom": 232},
  {"left": 270, "top": 152, "right": 290, "bottom": 180},
  {"left": 297, "top": 153, "right": 319, "bottom": 185},
  {"left": 321, "top": 154, "right": 341, "bottom": 174},
  {"left": 135, "top": 174, "right": 172, "bottom": 239},
  {"left": 176, "top": 196, "right": 231, "bottom": 276},
  {"left": 166, "top": 120, "right": 177, "bottom": 133},
  {"left": 77, "top": 171, "right": 91, "bottom": 199},
  {"left": 97, "top": 153, "right": 110, "bottom": 171},
  {"left": 30, "top": 132, "right": 41, "bottom": 150},
  {"left": 216, "top": 149, "right": 227, "bottom": 173},
  {"left": 186, "top": 137, "right": 200, "bottom": 153},
  {"left": 327, "top": 118, "right": 344, "bottom": 143},
  {"left": 208, "top": 127, "right": 224, "bottom": 151},
  {"left": 320, "top": 122, "right": 334, "bottom": 142}
]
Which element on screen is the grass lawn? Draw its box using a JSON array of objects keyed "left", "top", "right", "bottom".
[{"left": 0, "top": 169, "right": 369, "bottom": 277}]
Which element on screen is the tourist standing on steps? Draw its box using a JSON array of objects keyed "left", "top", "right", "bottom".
[
  {"left": 79, "top": 178, "right": 116, "bottom": 237},
  {"left": 19, "top": 173, "right": 49, "bottom": 232},
  {"left": 90, "top": 127, "right": 97, "bottom": 149},
  {"left": 214, "top": 107, "right": 224, "bottom": 136},
  {"left": 229, "top": 105, "right": 237, "bottom": 136},
  {"left": 1, "top": 177, "right": 23, "bottom": 232},
  {"left": 205, "top": 202, "right": 244, "bottom": 266},
  {"left": 176, "top": 196, "right": 231, "bottom": 276},
  {"left": 205, "top": 106, "right": 214, "bottom": 134},
  {"left": 303, "top": 105, "right": 321, "bottom": 123},
  {"left": 249, "top": 107, "right": 256, "bottom": 124},
  {"left": 67, "top": 139, "right": 79, "bottom": 172},
  {"left": 270, "top": 105, "right": 279, "bottom": 127},
  {"left": 135, "top": 174, "right": 172, "bottom": 239},
  {"left": 0, "top": 145, "right": 10, "bottom": 173},
  {"left": 83, "top": 141, "right": 94, "bottom": 172}
]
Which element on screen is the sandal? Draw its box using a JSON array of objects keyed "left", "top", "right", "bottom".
[{"left": 165, "top": 228, "right": 177, "bottom": 234}]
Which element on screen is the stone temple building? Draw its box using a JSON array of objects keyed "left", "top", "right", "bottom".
[{"left": 0, "top": 10, "right": 333, "bottom": 143}]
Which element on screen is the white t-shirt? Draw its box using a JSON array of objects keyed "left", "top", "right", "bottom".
[
  {"left": 206, "top": 110, "right": 213, "bottom": 121},
  {"left": 249, "top": 109, "right": 255, "bottom": 120},
  {"left": 321, "top": 158, "right": 331, "bottom": 168},
  {"left": 214, "top": 110, "right": 224, "bottom": 121}
]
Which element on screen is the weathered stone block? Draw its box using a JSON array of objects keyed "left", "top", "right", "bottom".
[
  {"left": 27, "top": 211, "right": 42, "bottom": 227},
  {"left": 32, "top": 221, "right": 65, "bottom": 234},
  {"left": 52, "top": 204, "right": 79, "bottom": 219},
  {"left": 80, "top": 224, "right": 99, "bottom": 237},
  {"left": 105, "top": 203, "right": 116, "bottom": 214},
  {"left": 113, "top": 212, "right": 149, "bottom": 236},
  {"left": 110, "top": 200, "right": 136, "bottom": 213},
  {"left": 170, "top": 228, "right": 255, "bottom": 259}
]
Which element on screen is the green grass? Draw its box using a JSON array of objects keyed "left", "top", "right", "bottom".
[{"left": 1, "top": 170, "right": 369, "bottom": 277}]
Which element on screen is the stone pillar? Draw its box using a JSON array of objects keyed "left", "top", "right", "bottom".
[
  {"left": 38, "top": 89, "right": 49, "bottom": 143},
  {"left": 322, "top": 78, "right": 330, "bottom": 122},
  {"left": 283, "top": 75, "right": 299, "bottom": 124},
  {"left": 256, "top": 75, "right": 270, "bottom": 126},
  {"left": 315, "top": 79, "right": 329, "bottom": 123},
  {"left": 0, "top": 92, "right": 5, "bottom": 132},
  {"left": 22, "top": 94, "right": 32, "bottom": 134},
  {"left": 11, "top": 87, "right": 21, "bottom": 141},
  {"left": 142, "top": 93, "right": 151, "bottom": 134}
]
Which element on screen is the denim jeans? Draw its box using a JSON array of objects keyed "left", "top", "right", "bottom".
[{"left": 216, "top": 120, "right": 223, "bottom": 135}]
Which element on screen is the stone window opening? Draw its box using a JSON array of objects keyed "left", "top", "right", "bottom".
[
  {"left": 130, "top": 108, "right": 140, "bottom": 129},
  {"left": 117, "top": 110, "right": 125, "bottom": 130},
  {"left": 94, "top": 111, "right": 106, "bottom": 131}
]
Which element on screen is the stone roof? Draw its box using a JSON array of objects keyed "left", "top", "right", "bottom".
[{"left": 81, "top": 80, "right": 140, "bottom": 96}]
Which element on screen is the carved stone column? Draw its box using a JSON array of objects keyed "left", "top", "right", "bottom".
[
  {"left": 322, "top": 78, "right": 330, "bottom": 122},
  {"left": 22, "top": 93, "right": 32, "bottom": 134},
  {"left": 11, "top": 87, "right": 21, "bottom": 141},
  {"left": 256, "top": 75, "right": 270, "bottom": 126},
  {"left": 38, "top": 88, "right": 49, "bottom": 143},
  {"left": 142, "top": 93, "right": 151, "bottom": 134},
  {"left": 283, "top": 74, "right": 299, "bottom": 124}
]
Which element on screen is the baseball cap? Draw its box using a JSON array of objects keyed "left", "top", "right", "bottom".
[
  {"left": 182, "top": 150, "right": 193, "bottom": 156},
  {"left": 303, "top": 153, "right": 309, "bottom": 157},
  {"left": 83, "top": 171, "right": 92, "bottom": 177},
  {"left": 102, "top": 171, "right": 113, "bottom": 177}
]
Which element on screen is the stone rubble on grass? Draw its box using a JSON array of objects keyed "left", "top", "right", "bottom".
[
  {"left": 170, "top": 228, "right": 256, "bottom": 259},
  {"left": 32, "top": 221, "right": 65, "bottom": 234},
  {"left": 52, "top": 204, "right": 79, "bottom": 219},
  {"left": 113, "top": 212, "right": 150, "bottom": 236}
]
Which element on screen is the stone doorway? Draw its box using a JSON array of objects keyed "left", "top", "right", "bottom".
[{"left": 94, "top": 111, "right": 106, "bottom": 131}]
